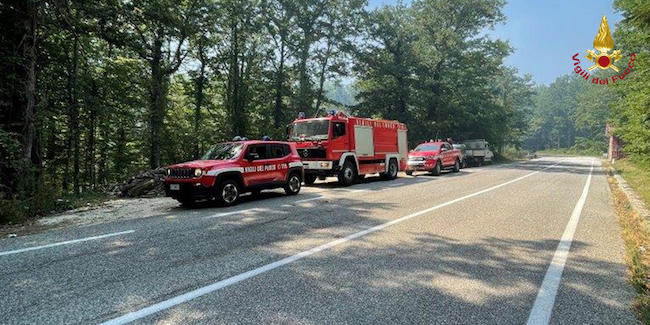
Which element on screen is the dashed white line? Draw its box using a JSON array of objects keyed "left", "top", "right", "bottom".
[
  {"left": 525, "top": 159, "right": 594, "bottom": 325},
  {"left": 0, "top": 230, "right": 136, "bottom": 257},
  {"left": 205, "top": 208, "right": 263, "bottom": 219},
  {"left": 98, "top": 161, "right": 563, "bottom": 325},
  {"left": 295, "top": 196, "right": 325, "bottom": 204}
]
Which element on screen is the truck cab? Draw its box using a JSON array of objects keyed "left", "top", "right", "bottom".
[
  {"left": 289, "top": 111, "right": 408, "bottom": 186},
  {"left": 163, "top": 140, "right": 303, "bottom": 206}
]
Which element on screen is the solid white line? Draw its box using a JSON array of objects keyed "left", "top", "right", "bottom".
[
  {"left": 98, "top": 162, "right": 562, "bottom": 325},
  {"left": 295, "top": 196, "right": 325, "bottom": 204},
  {"left": 0, "top": 230, "right": 136, "bottom": 257},
  {"left": 204, "top": 208, "right": 261, "bottom": 219},
  {"left": 525, "top": 159, "right": 594, "bottom": 325}
]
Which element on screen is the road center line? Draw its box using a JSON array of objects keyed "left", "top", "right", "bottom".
[
  {"left": 295, "top": 196, "right": 325, "bottom": 203},
  {"left": 204, "top": 208, "right": 262, "bottom": 219},
  {"left": 98, "top": 161, "right": 562, "bottom": 325},
  {"left": 0, "top": 230, "right": 136, "bottom": 257},
  {"left": 525, "top": 159, "right": 594, "bottom": 325}
]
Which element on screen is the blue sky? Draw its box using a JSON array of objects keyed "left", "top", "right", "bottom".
[{"left": 367, "top": 0, "right": 622, "bottom": 85}]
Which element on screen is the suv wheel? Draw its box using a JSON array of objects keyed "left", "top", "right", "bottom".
[
  {"left": 338, "top": 161, "right": 356, "bottom": 186},
  {"left": 432, "top": 160, "right": 442, "bottom": 176},
  {"left": 216, "top": 179, "right": 240, "bottom": 206},
  {"left": 453, "top": 159, "right": 460, "bottom": 173},
  {"left": 284, "top": 173, "right": 302, "bottom": 195}
]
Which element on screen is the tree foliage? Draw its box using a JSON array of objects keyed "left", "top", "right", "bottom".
[{"left": 1, "top": 0, "right": 541, "bottom": 222}]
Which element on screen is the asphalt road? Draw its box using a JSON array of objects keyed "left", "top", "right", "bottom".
[{"left": 0, "top": 156, "right": 636, "bottom": 325}]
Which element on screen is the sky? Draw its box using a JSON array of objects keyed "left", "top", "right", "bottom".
[{"left": 367, "top": 0, "right": 623, "bottom": 85}]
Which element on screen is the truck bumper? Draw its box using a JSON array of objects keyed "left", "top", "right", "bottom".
[
  {"left": 406, "top": 160, "right": 437, "bottom": 171},
  {"left": 302, "top": 161, "right": 334, "bottom": 170}
]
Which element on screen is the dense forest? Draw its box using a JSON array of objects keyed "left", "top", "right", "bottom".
[{"left": 0, "top": 0, "right": 648, "bottom": 222}]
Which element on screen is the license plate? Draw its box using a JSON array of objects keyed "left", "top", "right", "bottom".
[{"left": 170, "top": 184, "right": 180, "bottom": 190}]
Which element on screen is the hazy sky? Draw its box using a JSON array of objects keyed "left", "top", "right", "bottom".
[{"left": 367, "top": 0, "right": 623, "bottom": 85}]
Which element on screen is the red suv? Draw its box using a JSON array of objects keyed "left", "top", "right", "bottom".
[
  {"left": 405, "top": 141, "right": 461, "bottom": 176},
  {"left": 164, "top": 140, "right": 304, "bottom": 206}
]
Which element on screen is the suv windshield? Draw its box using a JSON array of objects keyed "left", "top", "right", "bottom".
[
  {"left": 290, "top": 120, "right": 330, "bottom": 141},
  {"left": 414, "top": 144, "right": 440, "bottom": 152},
  {"left": 202, "top": 143, "right": 244, "bottom": 160}
]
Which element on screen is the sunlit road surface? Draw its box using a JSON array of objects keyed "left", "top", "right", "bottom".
[{"left": 0, "top": 157, "right": 636, "bottom": 325}]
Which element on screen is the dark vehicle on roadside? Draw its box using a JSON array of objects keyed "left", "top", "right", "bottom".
[
  {"left": 406, "top": 141, "right": 462, "bottom": 176},
  {"left": 163, "top": 140, "right": 303, "bottom": 206}
]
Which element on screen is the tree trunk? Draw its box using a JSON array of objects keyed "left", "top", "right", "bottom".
[
  {"left": 71, "top": 35, "right": 80, "bottom": 195},
  {"left": 20, "top": 0, "right": 40, "bottom": 196},
  {"left": 297, "top": 34, "right": 312, "bottom": 115},
  {"left": 193, "top": 39, "right": 206, "bottom": 159},
  {"left": 314, "top": 40, "right": 332, "bottom": 116},
  {"left": 273, "top": 36, "right": 286, "bottom": 129},
  {"left": 149, "top": 34, "right": 167, "bottom": 169}
]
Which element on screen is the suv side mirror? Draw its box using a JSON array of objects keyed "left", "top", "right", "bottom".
[{"left": 247, "top": 152, "right": 260, "bottom": 161}]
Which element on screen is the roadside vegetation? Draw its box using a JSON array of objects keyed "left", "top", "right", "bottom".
[{"left": 606, "top": 161, "right": 650, "bottom": 324}]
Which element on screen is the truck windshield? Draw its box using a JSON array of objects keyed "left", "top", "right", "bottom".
[
  {"left": 290, "top": 120, "right": 330, "bottom": 141},
  {"left": 202, "top": 143, "right": 244, "bottom": 160},
  {"left": 414, "top": 144, "right": 440, "bottom": 152}
]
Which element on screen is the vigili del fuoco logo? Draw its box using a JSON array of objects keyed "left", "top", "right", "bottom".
[{"left": 572, "top": 15, "right": 635, "bottom": 85}]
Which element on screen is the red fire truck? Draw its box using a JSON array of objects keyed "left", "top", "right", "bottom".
[{"left": 289, "top": 111, "right": 408, "bottom": 186}]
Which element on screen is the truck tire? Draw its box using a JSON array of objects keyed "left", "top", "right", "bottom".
[
  {"left": 216, "top": 179, "right": 240, "bottom": 206},
  {"left": 452, "top": 159, "right": 460, "bottom": 173},
  {"left": 381, "top": 159, "right": 398, "bottom": 180},
  {"left": 284, "top": 172, "right": 302, "bottom": 195},
  {"left": 338, "top": 161, "right": 357, "bottom": 186},
  {"left": 304, "top": 174, "right": 317, "bottom": 185},
  {"left": 432, "top": 160, "right": 442, "bottom": 176}
]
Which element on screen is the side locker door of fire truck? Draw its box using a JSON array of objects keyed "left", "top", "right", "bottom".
[
  {"left": 398, "top": 129, "right": 408, "bottom": 170},
  {"left": 354, "top": 125, "right": 374, "bottom": 173}
]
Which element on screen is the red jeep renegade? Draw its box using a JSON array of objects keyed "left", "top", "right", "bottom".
[{"left": 163, "top": 140, "right": 304, "bottom": 206}]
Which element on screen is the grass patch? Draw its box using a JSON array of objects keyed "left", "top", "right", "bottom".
[
  {"left": 614, "top": 158, "right": 650, "bottom": 206},
  {"left": 605, "top": 161, "right": 650, "bottom": 324}
]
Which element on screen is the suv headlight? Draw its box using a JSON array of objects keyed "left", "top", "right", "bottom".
[
  {"left": 167, "top": 168, "right": 171, "bottom": 176},
  {"left": 194, "top": 168, "right": 202, "bottom": 177}
]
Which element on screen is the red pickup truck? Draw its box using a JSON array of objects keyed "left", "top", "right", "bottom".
[
  {"left": 405, "top": 141, "right": 462, "bottom": 176},
  {"left": 163, "top": 140, "right": 303, "bottom": 206}
]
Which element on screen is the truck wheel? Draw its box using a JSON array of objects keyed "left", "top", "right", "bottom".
[
  {"left": 338, "top": 161, "right": 357, "bottom": 186},
  {"left": 381, "top": 159, "right": 398, "bottom": 180},
  {"left": 284, "top": 173, "right": 302, "bottom": 195},
  {"left": 304, "top": 174, "right": 317, "bottom": 185},
  {"left": 405, "top": 170, "right": 413, "bottom": 176},
  {"left": 216, "top": 179, "right": 240, "bottom": 206},
  {"left": 432, "top": 160, "right": 442, "bottom": 176},
  {"left": 453, "top": 159, "right": 460, "bottom": 173}
]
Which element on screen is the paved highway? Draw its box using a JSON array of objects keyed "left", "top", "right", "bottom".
[{"left": 0, "top": 157, "right": 636, "bottom": 325}]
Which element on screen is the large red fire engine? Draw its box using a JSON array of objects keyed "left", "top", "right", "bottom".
[{"left": 289, "top": 111, "right": 408, "bottom": 186}]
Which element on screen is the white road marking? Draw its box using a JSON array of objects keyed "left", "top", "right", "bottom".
[
  {"left": 0, "top": 230, "right": 135, "bottom": 257},
  {"left": 205, "top": 208, "right": 262, "bottom": 219},
  {"left": 98, "top": 161, "right": 563, "bottom": 325},
  {"left": 525, "top": 159, "right": 594, "bottom": 325},
  {"left": 295, "top": 196, "right": 325, "bottom": 204}
]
